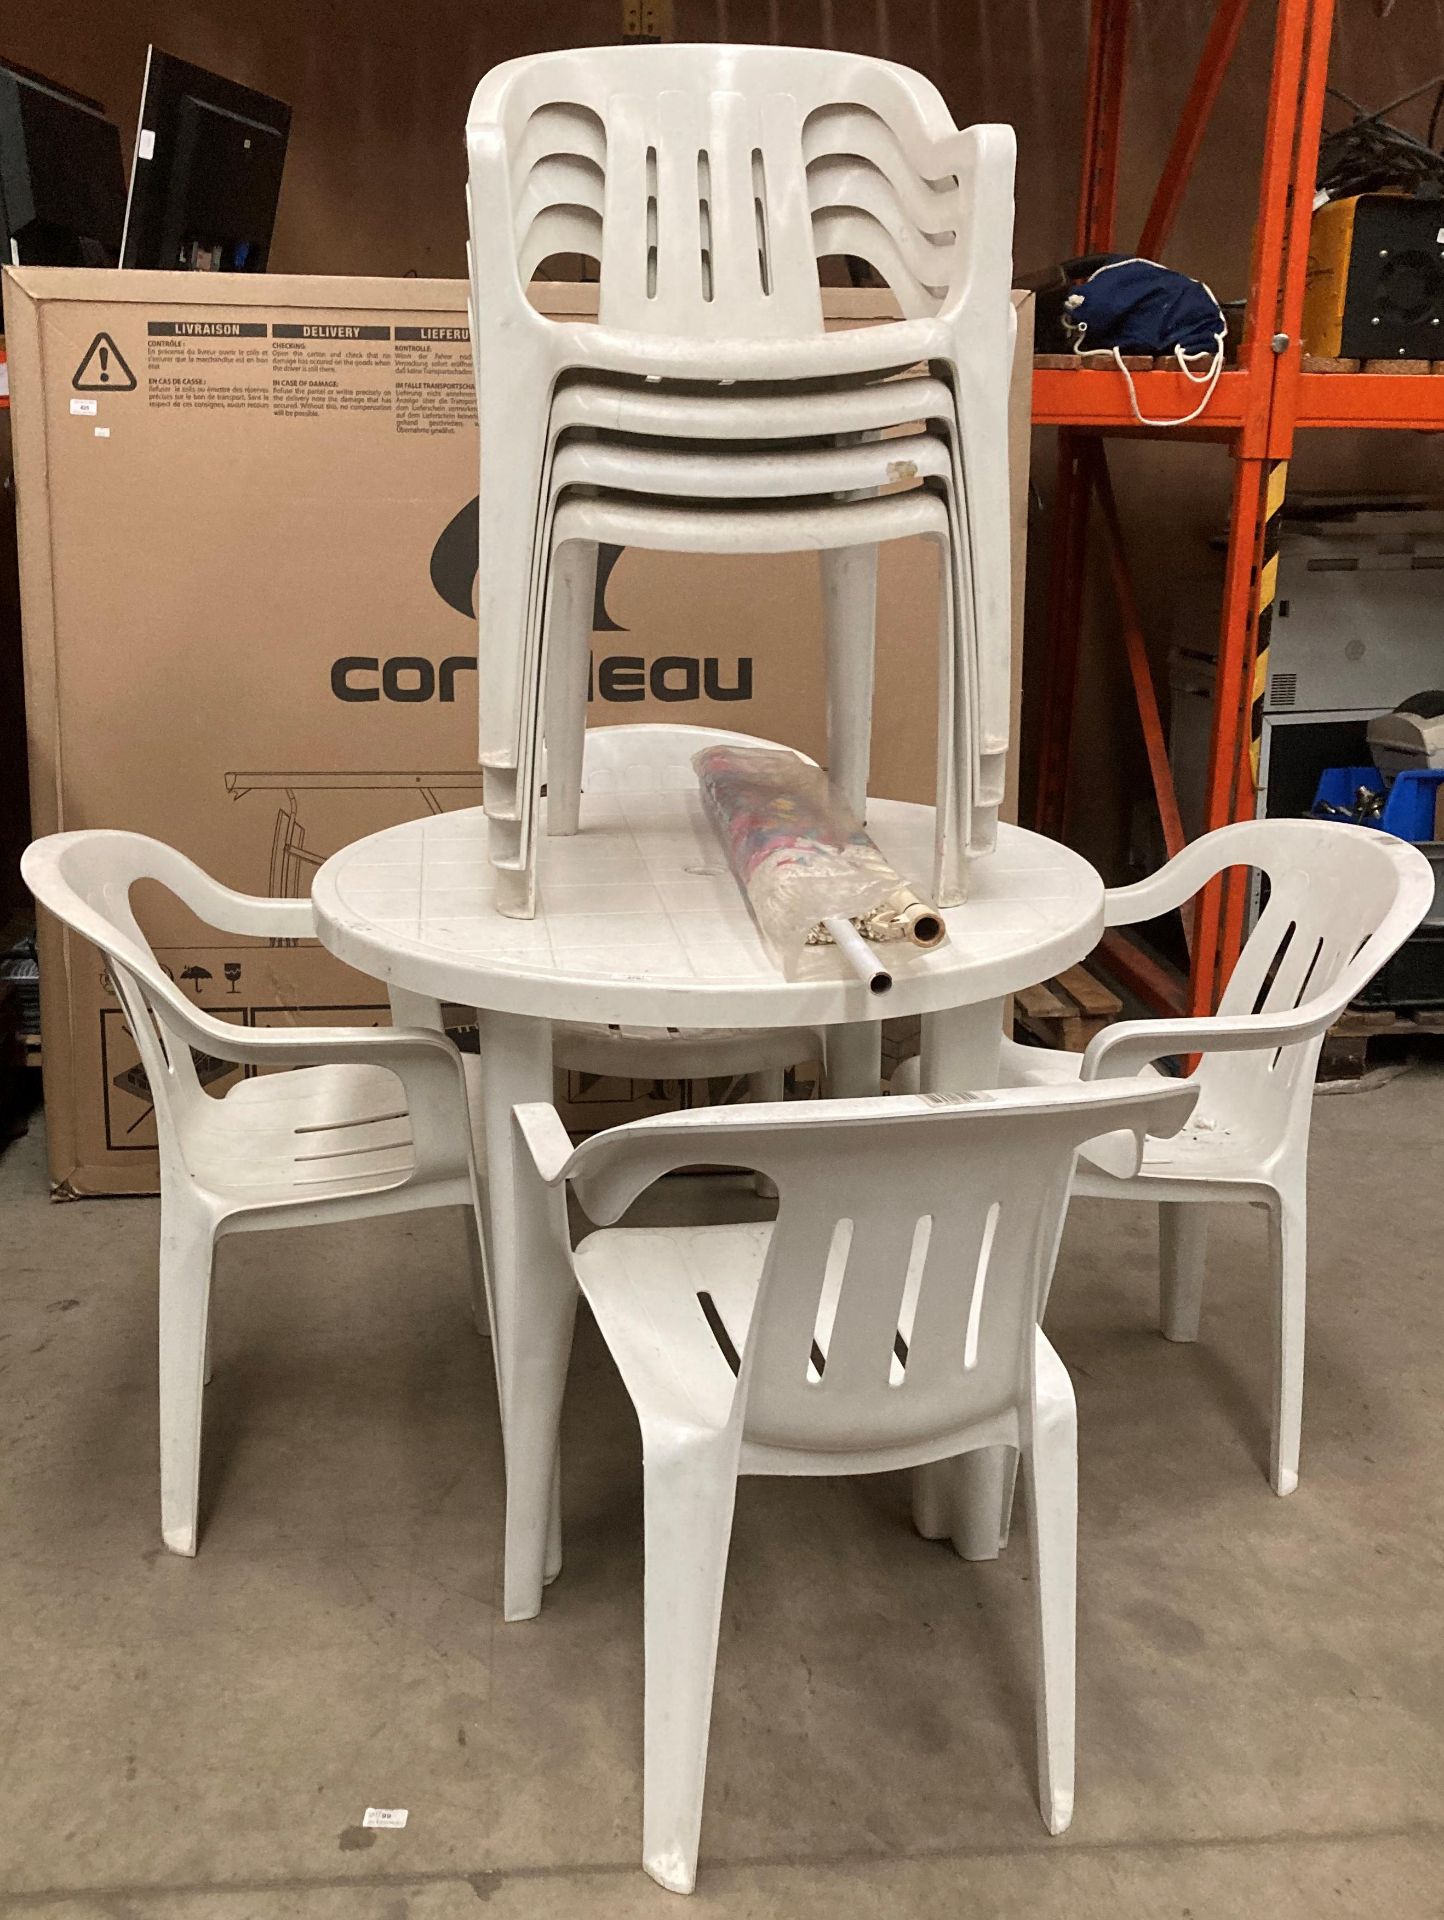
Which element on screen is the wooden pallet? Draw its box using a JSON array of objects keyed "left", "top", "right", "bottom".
[
  {"left": 1034, "top": 352, "right": 1232, "bottom": 373},
  {"left": 1014, "top": 966, "right": 1122, "bottom": 1053},
  {"left": 1301, "top": 355, "right": 1444, "bottom": 374},
  {"left": 1321, "top": 1006, "right": 1444, "bottom": 1080},
  {"left": 1036, "top": 353, "right": 1444, "bottom": 377}
]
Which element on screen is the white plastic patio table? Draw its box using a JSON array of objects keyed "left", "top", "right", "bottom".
[{"left": 310, "top": 782, "right": 1103, "bottom": 1604}]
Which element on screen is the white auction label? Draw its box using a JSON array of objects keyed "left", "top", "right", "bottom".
[
  {"left": 69, "top": 398, "right": 98, "bottom": 416},
  {"left": 362, "top": 1807, "right": 408, "bottom": 1830}
]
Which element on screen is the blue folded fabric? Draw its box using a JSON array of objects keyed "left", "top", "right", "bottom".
[{"left": 1064, "top": 256, "right": 1225, "bottom": 357}]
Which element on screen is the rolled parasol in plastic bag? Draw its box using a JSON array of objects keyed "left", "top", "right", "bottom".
[{"left": 693, "top": 745, "right": 948, "bottom": 985}]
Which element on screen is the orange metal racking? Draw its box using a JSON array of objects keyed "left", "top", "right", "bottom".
[{"left": 1029, "top": 0, "right": 1444, "bottom": 1018}]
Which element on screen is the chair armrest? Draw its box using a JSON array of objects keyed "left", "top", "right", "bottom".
[
  {"left": 1103, "top": 866, "right": 1205, "bottom": 930},
  {"left": 1103, "top": 821, "right": 1269, "bottom": 930},
  {"left": 152, "top": 999, "right": 473, "bottom": 1175},
  {"left": 511, "top": 1105, "right": 579, "bottom": 1276},
  {"left": 214, "top": 1022, "right": 462, "bottom": 1072},
  {"left": 161, "top": 853, "right": 317, "bottom": 940},
  {"left": 159, "top": 986, "right": 458, "bottom": 1072},
  {"left": 196, "top": 888, "right": 316, "bottom": 941},
  {"left": 1080, "top": 1003, "right": 1326, "bottom": 1080},
  {"left": 513, "top": 1103, "right": 577, "bottom": 1186}
]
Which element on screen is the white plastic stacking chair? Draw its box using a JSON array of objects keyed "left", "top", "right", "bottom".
[
  {"left": 523, "top": 392, "right": 994, "bottom": 830},
  {"left": 498, "top": 456, "right": 978, "bottom": 917},
  {"left": 505, "top": 488, "right": 965, "bottom": 920},
  {"left": 537, "top": 427, "right": 979, "bottom": 810},
  {"left": 468, "top": 103, "right": 1006, "bottom": 898},
  {"left": 21, "top": 831, "right": 488, "bottom": 1557},
  {"left": 515, "top": 1075, "right": 1197, "bottom": 1892},
  {"left": 465, "top": 45, "right": 1016, "bottom": 908},
  {"left": 534, "top": 372, "right": 1008, "bottom": 838},
  {"left": 973, "top": 818, "right": 1433, "bottom": 1497},
  {"left": 548, "top": 369, "right": 960, "bottom": 443}
]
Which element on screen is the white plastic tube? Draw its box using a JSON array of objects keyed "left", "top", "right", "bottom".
[{"left": 822, "top": 916, "right": 893, "bottom": 995}]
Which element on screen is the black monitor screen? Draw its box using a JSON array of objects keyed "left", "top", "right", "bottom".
[
  {"left": 0, "top": 64, "right": 125, "bottom": 270},
  {"left": 122, "top": 49, "right": 290, "bottom": 272}
]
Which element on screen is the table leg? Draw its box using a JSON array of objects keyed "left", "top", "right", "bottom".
[
  {"left": 474, "top": 1009, "right": 575, "bottom": 1623},
  {"left": 912, "top": 998, "right": 1015, "bottom": 1562},
  {"left": 823, "top": 1022, "right": 883, "bottom": 1097},
  {"left": 919, "top": 998, "right": 1005, "bottom": 1093}
]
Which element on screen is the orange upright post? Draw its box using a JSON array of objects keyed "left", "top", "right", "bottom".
[
  {"left": 1194, "top": 0, "right": 1335, "bottom": 1012},
  {"left": 1213, "top": 0, "right": 1338, "bottom": 989}
]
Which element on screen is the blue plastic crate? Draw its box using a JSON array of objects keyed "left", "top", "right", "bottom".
[
  {"left": 1382, "top": 769, "right": 1444, "bottom": 841},
  {"left": 1310, "top": 766, "right": 1383, "bottom": 822},
  {"left": 1309, "top": 765, "right": 1444, "bottom": 843},
  {"left": 1311, "top": 765, "right": 1444, "bottom": 935}
]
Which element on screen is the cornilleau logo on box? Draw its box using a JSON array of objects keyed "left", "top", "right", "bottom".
[{"left": 324, "top": 497, "right": 754, "bottom": 705}]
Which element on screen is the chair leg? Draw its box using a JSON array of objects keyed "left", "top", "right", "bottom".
[
  {"left": 1159, "top": 1202, "right": 1207, "bottom": 1343},
  {"left": 746, "top": 1068, "right": 785, "bottom": 1105},
  {"left": 997, "top": 1450, "right": 1021, "bottom": 1553},
  {"left": 461, "top": 1204, "right": 491, "bottom": 1339},
  {"left": 747, "top": 1069, "right": 785, "bottom": 1199},
  {"left": 641, "top": 1432, "right": 740, "bottom": 1895},
  {"left": 910, "top": 1460, "right": 954, "bottom": 1540},
  {"left": 158, "top": 1200, "right": 218, "bottom": 1557},
  {"left": 543, "top": 540, "right": 597, "bottom": 838},
  {"left": 1024, "top": 1343, "right": 1077, "bottom": 1836},
  {"left": 1267, "top": 1186, "right": 1307, "bottom": 1496},
  {"left": 820, "top": 543, "right": 878, "bottom": 821},
  {"left": 822, "top": 1023, "right": 881, "bottom": 1098},
  {"left": 910, "top": 1452, "right": 1016, "bottom": 1559},
  {"left": 203, "top": 1279, "right": 217, "bottom": 1386},
  {"left": 545, "top": 1451, "right": 563, "bottom": 1586},
  {"left": 932, "top": 527, "right": 969, "bottom": 909},
  {"left": 890, "top": 1053, "right": 920, "bottom": 1096},
  {"left": 502, "top": 1276, "right": 577, "bottom": 1620},
  {"left": 476, "top": 371, "right": 552, "bottom": 771},
  {"left": 476, "top": 1011, "right": 575, "bottom": 1621},
  {"left": 956, "top": 1451, "right": 1011, "bottom": 1561}
]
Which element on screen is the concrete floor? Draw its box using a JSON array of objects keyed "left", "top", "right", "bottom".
[{"left": 1, "top": 1069, "right": 1442, "bottom": 1919}]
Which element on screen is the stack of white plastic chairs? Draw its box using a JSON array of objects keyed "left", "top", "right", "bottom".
[{"left": 464, "top": 45, "right": 1016, "bottom": 918}]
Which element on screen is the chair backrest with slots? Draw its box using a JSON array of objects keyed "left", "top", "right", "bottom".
[
  {"left": 564, "top": 1080, "right": 1194, "bottom": 1456},
  {"left": 468, "top": 44, "right": 1012, "bottom": 337},
  {"left": 1191, "top": 818, "right": 1433, "bottom": 1149}
]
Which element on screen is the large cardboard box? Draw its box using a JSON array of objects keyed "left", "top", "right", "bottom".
[{"left": 8, "top": 268, "right": 1032, "bottom": 1193}]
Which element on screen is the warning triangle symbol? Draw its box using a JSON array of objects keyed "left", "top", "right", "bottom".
[{"left": 72, "top": 332, "right": 137, "bottom": 392}]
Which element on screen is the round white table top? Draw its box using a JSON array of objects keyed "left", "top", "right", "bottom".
[{"left": 311, "top": 784, "right": 1103, "bottom": 1029}]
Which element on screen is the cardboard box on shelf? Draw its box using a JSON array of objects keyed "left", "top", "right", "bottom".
[{"left": 7, "top": 266, "right": 1032, "bottom": 1194}]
